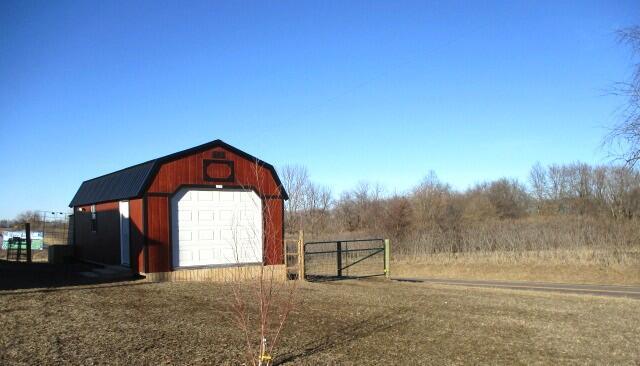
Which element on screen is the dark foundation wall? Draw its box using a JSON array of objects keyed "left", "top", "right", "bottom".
[{"left": 74, "top": 202, "right": 121, "bottom": 265}]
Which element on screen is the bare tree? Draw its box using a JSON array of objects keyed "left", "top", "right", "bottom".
[
  {"left": 529, "top": 162, "right": 548, "bottom": 202},
  {"left": 279, "top": 164, "right": 335, "bottom": 236},
  {"left": 301, "top": 183, "right": 332, "bottom": 236},
  {"left": 411, "top": 171, "right": 455, "bottom": 228},
  {"left": 227, "top": 161, "right": 299, "bottom": 366},
  {"left": 382, "top": 195, "right": 412, "bottom": 241},
  {"left": 14, "top": 211, "right": 43, "bottom": 226},
  {"left": 485, "top": 178, "right": 529, "bottom": 219},
  {"left": 279, "top": 165, "right": 309, "bottom": 233},
  {"left": 606, "top": 26, "right": 640, "bottom": 167},
  {"left": 335, "top": 181, "right": 386, "bottom": 234}
]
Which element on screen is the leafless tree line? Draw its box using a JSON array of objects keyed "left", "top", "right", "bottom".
[
  {"left": 529, "top": 162, "right": 640, "bottom": 219},
  {"left": 279, "top": 163, "right": 640, "bottom": 258},
  {"left": 280, "top": 165, "right": 332, "bottom": 236},
  {"left": 1, "top": 211, "right": 45, "bottom": 228}
]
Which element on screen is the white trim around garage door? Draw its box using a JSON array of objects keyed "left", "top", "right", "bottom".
[{"left": 170, "top": 187, "right": 263, "bottom": 269}]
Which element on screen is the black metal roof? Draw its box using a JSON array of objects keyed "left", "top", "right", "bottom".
[{"left": 69, "top": 139, "right": 288, "bottom": 207}]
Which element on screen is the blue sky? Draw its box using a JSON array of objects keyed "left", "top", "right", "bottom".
[{"left": 0, "top": 1, "right": 638, "bottom": 218}]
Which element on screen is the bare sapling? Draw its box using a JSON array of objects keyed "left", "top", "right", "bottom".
[{"left": 225, "top": 160, "right": 299, "bottom": 366}]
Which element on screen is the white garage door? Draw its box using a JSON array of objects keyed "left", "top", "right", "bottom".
[{"left": 171, "top": 188, "right": 263, "bottom": 268}]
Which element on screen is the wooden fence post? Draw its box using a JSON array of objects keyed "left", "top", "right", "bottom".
[
  {"left": 283, "top": 239, "right": 288, "bottom": 269},
  {"left": 25, "top": 223, "right": 32, "bottom": 263},
  {"left": 298, "top": 230, "right": 305, "bottom": 281},
  {"left": 15, "top": 236, "right": 22, "bottom": 261},
  {"left": 336, "top": 241, "right": 343, "bottom": 277},
  {"left": 384, "top": 239, "right": 390, "bottom": 279}
]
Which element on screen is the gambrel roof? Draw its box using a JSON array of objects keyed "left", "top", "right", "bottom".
[{"left": 69, "top": 139, "right": 288, "bottom": 206}]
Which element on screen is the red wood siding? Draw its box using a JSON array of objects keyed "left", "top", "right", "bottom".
[
  {"left": 146, "top": 196, "right": 170, "bottom": 273},
  {"left": 144, "top": 146, "right": 284, "bottom": 272},
  {"left": 129, "top": 198, "right": 144, "bottom": 272},
  {"left": 264, "top": 198, "right": 283, "bottom": 265},
  {"left": 148, "top": 147, "right": 281, "bottom": 197},
  {"left": 74, "top": 202, "right": 121, "bottom": 265}
]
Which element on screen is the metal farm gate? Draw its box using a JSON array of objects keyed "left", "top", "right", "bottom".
[{"left": 303, "top": 238, "right": 390, "bottom": 281}]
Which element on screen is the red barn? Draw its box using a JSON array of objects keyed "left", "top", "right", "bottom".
[{"left": 69, "top": 140, "right": 288, "bottom": 278}]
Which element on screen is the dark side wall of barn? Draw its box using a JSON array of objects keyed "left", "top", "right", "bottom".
[
  {"left": 144, "top": 145, "right": 285, "bottom": 273},
  {"left": 74, "top": 202, "right": 121, "bottom": 265},
  {"left": 73, "top": 199, "right": 144, "bottom": 271}
]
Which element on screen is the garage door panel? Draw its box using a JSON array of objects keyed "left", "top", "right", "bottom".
[
  {"left": 178, "top": 210, "right": 192, "bottom": 222},
  {"left": 179, "top": 250, "right": 193, "bottom": 262},
  {"left": 198, "top": 210, "right": 214, "bottom": 222},
  {"left": 198, "top": 230, "right": 214, "bottom": 240},
  {"left": 219, "top": 210, "right": 233, "bottom": 222},
  {"left": 198, "top": 191, "right": 213, "bottom": 200},
  {"left": 220, "top": 229, "right": 233, "bottom": 240},
  {"left": 198, "top": 249, "right": 214, "bottom": 261},
  {"left": 179, "top": 231, "right": 192, "bottom": 241},
  {"left": 220, "top": 193, "right": 234, "bottom": 201},
  {"left": 172, "top": 188, "right": 263, "bottom": 268}
]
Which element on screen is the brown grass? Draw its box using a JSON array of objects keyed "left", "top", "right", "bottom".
[
  {"left": 392, "top": 249, "right": 640, "bottom": 285},
  {"left": 1, "top": 279, "right": 639, "bottom": 365}
]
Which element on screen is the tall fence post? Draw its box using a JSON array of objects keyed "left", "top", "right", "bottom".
[
  {"left": 336, "top": 241, "right": 343, "bottom": 277},
  {"left": 25, "top": 223, "right": 32, "bottom": 263},
  {"left": 15, "top": 235, "right": 22, "bottom": 261},
  {"left": 384, "top": 239, "right": 390, "bottom": 279},
  {"left": 298, "top": 230, "right": 305, "bottom": 281},
  {"left": 283, "top": 238, "right": 288, "bottom": 269}
]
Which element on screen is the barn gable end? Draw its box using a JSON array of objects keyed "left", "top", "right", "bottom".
[
  {"left": 70, "top": 140, "right": 286, "bottom": 274},
  {"left": 69, "top": 139, "right": 287, "bottom": 207}
]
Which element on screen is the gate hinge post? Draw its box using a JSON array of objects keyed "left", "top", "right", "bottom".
[
  {"left": 384, "top": 239, "right": 390, "bottom": 279},
  {"left": 298, "top": 230, "right": 305, "bottom": 281},
  {"left": 336, "top": 241, "right": 342, "bottom": 278}
]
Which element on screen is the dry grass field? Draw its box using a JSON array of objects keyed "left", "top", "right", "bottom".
[
  {"left": 394, "top": 261, "right": 640, "bottom": 285},
  {"left": 392, "top": 249, "right": 640, "bottom": 285},
  {"left": 304, "top": 215, "right": 640, "bottom": 286},
  {"left": 1, "top": 278, "right": 639, "bottom": 365},
  {"left": 297, "top": 248, "right": 640, "bottom": 285}
]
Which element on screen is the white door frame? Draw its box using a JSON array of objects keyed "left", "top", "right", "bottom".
[{"left": 119, "top": 201, "right": 130, "bottom": 266}]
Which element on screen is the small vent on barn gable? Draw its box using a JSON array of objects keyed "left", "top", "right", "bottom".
[{"left": 212, "top": 151, "right": 226, "bottom": 159}]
